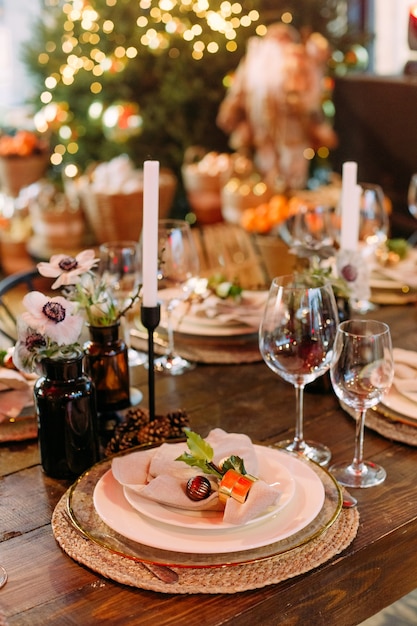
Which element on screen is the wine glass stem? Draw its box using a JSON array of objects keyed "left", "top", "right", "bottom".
[
  {"left": 293, "top": 383, "right": 306, "bottom": 451},
  {"left": 165, "top": 303, "right": 175, "bottom": 359},
  {"left": 352, "top": 408, "right": 367, "bottom": 472}
]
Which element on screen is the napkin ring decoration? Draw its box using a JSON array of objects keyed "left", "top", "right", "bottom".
[{"left": 218, "top": 469, "right": 258, "bottom": 504}]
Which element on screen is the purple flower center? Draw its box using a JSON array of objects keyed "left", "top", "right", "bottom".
[
  {"left": 58, "top": 256, "right": 77, "bottom": 271},
  {"left": 42, "top": 301, "right": 66, "bottom": 323},
  {"left": 341, "top": 264, "right": 358, "bottom": 282},
  {"left": 25, "top": 332, "right": 46, "bottom": 352}
]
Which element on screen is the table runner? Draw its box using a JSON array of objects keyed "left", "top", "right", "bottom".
[{"left": 52, "top": 493, "right": 359, "bottom": 594}]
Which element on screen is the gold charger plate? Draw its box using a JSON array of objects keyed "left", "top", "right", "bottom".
[
  {"left": 372, "top": 402, "right": 417, "bottom": 428},
  {"left": 370, "top": 277, "right": 417, "bottom": 305},
  {"left": 66, "top": 445, "right": 342, "bottom": 568},
  {"left": 370, "top": 251, "right": 417, "bottom": 305},
  {"left": 370, "top": 289, "right": 417, "bottom": 305}
]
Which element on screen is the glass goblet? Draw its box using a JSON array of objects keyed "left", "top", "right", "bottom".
[
  {"left": 350, "top": 183, "right": 388, "bottom": 314},
  {"left": 99, "top": 240, "right": 145, "bottom": 366},
  {"left": 358, "top": 182, "right": 388, "bottom": 256},
  {"left": 259, "top": 274, "right": 339, "bottom": 466},
  {"left": 279, "top": 203, "right": 338, "bottom": 270},
  {"left": 330, "top": 319, "right": 394, "bottom": 488},
  {"left": 156, "top": 218, "right": 200, "bottom": 375}
]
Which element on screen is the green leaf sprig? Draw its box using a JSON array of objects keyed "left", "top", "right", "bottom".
[
  {"left": 175, "top": 429, "right": 247, "bottom": 478},
  {"left": 207, "top": 274, "right": 243, "bottom": 301}
]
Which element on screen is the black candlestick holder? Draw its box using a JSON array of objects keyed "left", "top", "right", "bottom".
[{"left": 140, "top": 304, "right": 161, "bottom": 421}]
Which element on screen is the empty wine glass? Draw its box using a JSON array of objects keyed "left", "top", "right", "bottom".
[
  {"left": 279, "top": 203, "right": 338, "bottom": 269},
  {"left": 259, "top": 274, "right": 339, "bottom": 466},
  {"left": 156, "top": 219, "right": 200, "bottom": 375},
  {"left": 350, "top": 183, "right": 388, "bottom": 314},
  {"left": 99, "top": 240, "right": 145, "bottom": 366},
  {"left": 358, "top": 183, "right": 388, "bottom": 257},
  {"left": 330, "top": 319, "right": 394, "bottom": 488}
]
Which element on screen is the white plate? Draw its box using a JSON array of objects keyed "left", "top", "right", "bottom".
[
  {"left": 158, "top": 289, "right": 265, "bottom": 337},
  {"left": 370, "top": 276, "right": 405, "bottom": 290},
  {"left": 93, "top": 448, "right": 325, "bottom": 554},
  {"left": 370, "top": 249, "right": 417, "bottom": 291},
  {"left": 380, "top": 385, "right": 417, "bottom": 420},
  {"left": 122, "top": 450, "right": 296, "bottom": 530},
  {"left": 173, "top": 316, "right": 257, "bottom": 337}
]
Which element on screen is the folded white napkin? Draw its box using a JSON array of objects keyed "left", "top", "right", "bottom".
[
  {"left": 112, "top": 428, "right": 282, "bottom": 525},
  {"left": 0, "top": 368, "right": 29, "bottom": 391},
  {"left": 184, "top": 291, "right": 267, "bottom": 329},
  {"left": 373, "top": 251, "right": 417, "bottom": 289},
  {"left": 0, "top": 367, "right": 34, "bottom": 421},
  {"left": 391, "top": 348, "right": 417, "bottom": 404}
]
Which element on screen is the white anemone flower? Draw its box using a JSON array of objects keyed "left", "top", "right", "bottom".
[
  {"left": 37, "top": 249, "right": 99, "bottom": 289},
  {"left": 21, "top": 291, "right": 84, "bottom": 345},
  {"left": 35, "top": 248, "right": 141, "bottom": 327}
]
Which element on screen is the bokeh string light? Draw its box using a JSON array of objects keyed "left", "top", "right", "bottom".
[
  {"left": 34, "top": 0, "right": 262, "bottom": 171},
  {"left": 29, "top": 1, "right": 366, "bottom": 178}
]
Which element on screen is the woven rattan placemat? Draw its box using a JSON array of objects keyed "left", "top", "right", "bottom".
[
  {"left": 130, "top": 331, "right": 262, "bottom": 365},
  {"left": 341, "top": 402, "right": 417, "bottom": 447},
  {"left": 52, "top": 494, "right": 359, "bottom": 594},
  {"left": 367, "top": 408, "right": 417, "bottom": 446},
  {"left": 0, "top": 415, "right": 37, "bottom": 443}
]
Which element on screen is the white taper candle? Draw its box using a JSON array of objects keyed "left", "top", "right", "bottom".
[
  {"left": 142, "top": 160, "right": 160, "bottom": 307},
  {"left": 340, "top": 161, "right": 360, "bottom": 251}
]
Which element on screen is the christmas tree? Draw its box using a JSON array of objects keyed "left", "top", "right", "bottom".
[{"left": 21, "top": 0, "right": 370, "bottom": 184}]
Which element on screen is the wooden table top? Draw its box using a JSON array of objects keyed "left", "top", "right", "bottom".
[{"left": 1, "top": 297, "right": 417, "bottom": 624}]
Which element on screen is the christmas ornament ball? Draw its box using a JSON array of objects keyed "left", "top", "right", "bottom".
[{"left": 102, "top": 101, "right": 143, "bottom": 142}]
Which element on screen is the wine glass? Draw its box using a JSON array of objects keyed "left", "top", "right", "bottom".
[
  {"left": 358, "top": 183, "right": 388, "bottom": 257},
  {"left": 407, "top": 172, "right": 417, "bottom": 245},
  {"left": 278, "top": 203, "right": 338, "bottom": 269},
  {"left": 99, "top": 240, "right": 146, "bottom": 366},
  {"left": 350, "top": 183, "right": 388, "bottom": 314},
  {"left": 259, "top": 274, "right": 339, "bottom": 466},
  {"left": 329, "top": 319, "right": 394, "bottom": 488},
  {"left": 156, "top": 218, "right": 200, "bottom": 375}
]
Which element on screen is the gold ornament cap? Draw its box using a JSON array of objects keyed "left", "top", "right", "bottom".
[{"left": 218, "top": 468, "right": 258, "bottom": 504}]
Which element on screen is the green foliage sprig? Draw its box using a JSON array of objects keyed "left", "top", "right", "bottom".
[
  {"left": 296, "top": 266, "right": 350, "bottom": 299},
  {"left": 207, "top": 274, "right": 243, "bottom": 300},
  {"left": 176, "top": 429, "right": 247, "bottom": 478}
]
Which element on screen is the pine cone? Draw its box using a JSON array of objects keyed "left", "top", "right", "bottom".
[
  {"left": 166, "top": 409, "right": 190, "bottom": 438},
  {"left": 121, "top": 406, "right": 150, "bottom": 430},
  {"left": 105, "top": 407, "right": 190, "bottom": 455},
  {"left": 135, "top": 416, "right": 172, "bottom": 445}
]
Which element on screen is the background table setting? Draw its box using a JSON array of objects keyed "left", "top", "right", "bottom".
[
  {"left": 131, "top": 283, "right": 267, "bottom": 365},
  {"left": 0, "top": 362, "right": 37, "bottom": 442},
  {"left": 369, "top": 247, "right": 417, "bottom": 305}
]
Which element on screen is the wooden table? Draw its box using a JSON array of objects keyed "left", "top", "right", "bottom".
[{"left": 1, "top": 301, "right": 417, "bottom": 625}]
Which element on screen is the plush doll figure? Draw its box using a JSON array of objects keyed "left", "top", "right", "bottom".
[{"left": 217, "top": 23, "right": 338, "bottom": 190}]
